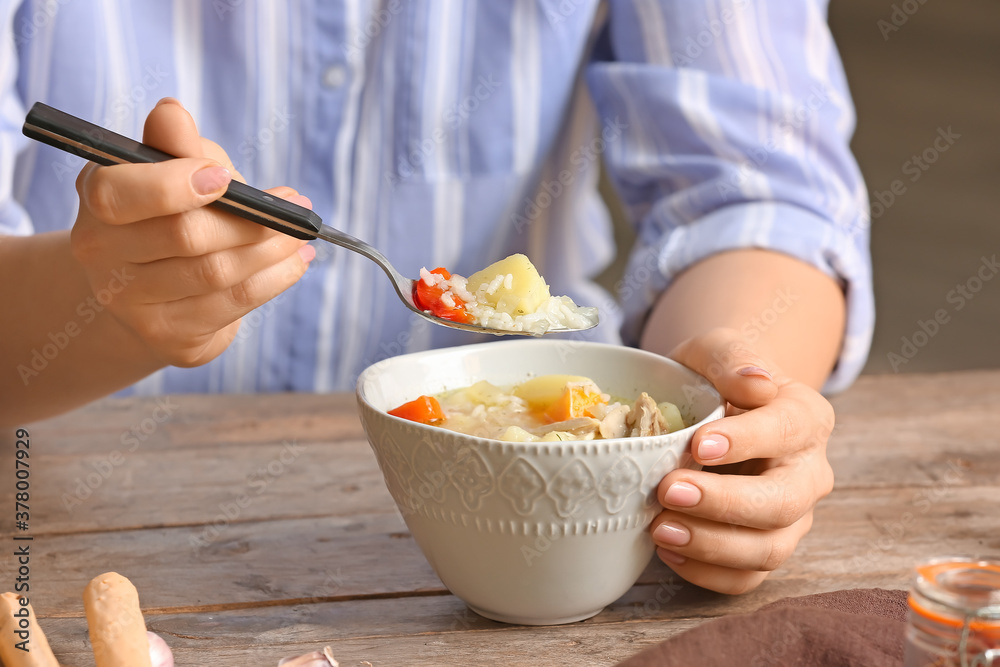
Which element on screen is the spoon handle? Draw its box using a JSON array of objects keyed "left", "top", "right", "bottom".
[{"left": 21, "top": 102, "right": 323, "bottom": 241}]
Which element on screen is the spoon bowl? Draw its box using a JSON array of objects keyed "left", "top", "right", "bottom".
[{"left": 310, "top": 222, "right": 597, "bottom": 336}]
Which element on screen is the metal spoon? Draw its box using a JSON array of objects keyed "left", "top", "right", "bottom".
[{"left": 22, "top": 102, "right": 597, "bottom": 337}]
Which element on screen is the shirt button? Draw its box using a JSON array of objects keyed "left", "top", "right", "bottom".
[{"left": 322, "top": 65, "right": 347, "bottom": 88}]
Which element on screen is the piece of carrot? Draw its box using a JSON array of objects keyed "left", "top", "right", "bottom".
[
  {"left": 413, "top": 267, "right": 474, "bottom": 324},
  {"left": 543, "top": 386, "right": 605, "bottom": 423},
  {"left": 388, "top": 395, "right": 445, "bottom": 425}
]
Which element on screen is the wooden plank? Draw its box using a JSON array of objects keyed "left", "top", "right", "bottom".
[
  {"left": 36, "top": 570, "right": 908, "bottom": 646},
  {"left": 36, "top": 573, "right": 912, "bottom": 667},
  {"left": 45, "top": 617, "right": 708, "bottom": 667},
  {"left": 7, "top": 438, "right": 395, "bottom": 534},
  {"left": 14, "top": 512, "right": 443, "bottom": 615},
  {"left": 830, "top": 370, "right": 1000, "bottom": 416},
  {"left": 30, "top": 595, "right": 722, "bottom": 664},
  {"left": 827, "top": 370, "right": 1000, "bottom": 488},
  {"left": 16, "top": 393, "right": 365, "bottom": 453},
  {"left": 34, "top": 568, "right": 917, "bottom": 667},
  {"left": 3, "top": 393, "right": 396, "bottom": 534},
  {"left": 794, "top": 484, "right": 1000, "bottom": 579}
]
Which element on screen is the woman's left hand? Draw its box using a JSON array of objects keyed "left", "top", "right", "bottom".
[{"left": 651, "top": 327, "right": 836, "bottom": 594}]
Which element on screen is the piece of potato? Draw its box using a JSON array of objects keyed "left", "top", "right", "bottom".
[
  {"left": 466, "top": 254, "right": 551, "bottom": 316},
  {"left": 462, "top": 380, "right": 505, "bottom": 406},
  {"left": 657, "top": 401, "right": 686, "bottom": 433},
  {"left": 513, "top": 375, "right": 593, "bottom": 410},
  {"left": 499, "top": 426, "right": 539, "bottom": 442}
]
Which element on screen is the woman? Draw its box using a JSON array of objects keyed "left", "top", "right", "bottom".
[{"left": 0, "top": 0, "right": 872, "bottom": 594}]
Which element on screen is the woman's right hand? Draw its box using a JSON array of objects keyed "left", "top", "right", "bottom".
[{"left": 70, "top": 97, "right": 315, "bottom": 367}]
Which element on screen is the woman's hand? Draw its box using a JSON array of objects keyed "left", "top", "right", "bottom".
[
  {"left": 70, "top": 97, "right": 315, "bottom": 368},
  {"left": 650, "top": 327, "right": 836, "bottom": 594}
]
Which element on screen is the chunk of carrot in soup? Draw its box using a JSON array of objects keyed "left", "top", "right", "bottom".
[
  {"left": 388, "top": 395, "right": 445, "bottom": 425},
  {"left": 543, "top": 386, "right": 606, "bottom": 423}
]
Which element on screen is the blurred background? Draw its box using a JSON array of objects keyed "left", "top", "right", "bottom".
[
  {"left": 830, "top": 0, "right": 1000, "bottom": 374},
  {"left": 599, "top": 0, "right": 1000, "bottom": 378}
]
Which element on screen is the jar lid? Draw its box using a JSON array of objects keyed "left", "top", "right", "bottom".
[{"left": 910, "top": 556, "right": 1000, "bottom": 630}]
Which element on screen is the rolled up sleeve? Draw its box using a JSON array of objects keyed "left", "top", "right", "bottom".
[{"left": 588, "top": 0, "right": 873, "bottom": 393}]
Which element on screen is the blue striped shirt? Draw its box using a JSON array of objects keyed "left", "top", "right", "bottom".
[{"left": 0, "top": 0, "right": 873, "bottom": 394}]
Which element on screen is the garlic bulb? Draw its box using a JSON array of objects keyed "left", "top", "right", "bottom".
[{"left": 147, "top": 631, "right": 174, "bottom": 667}]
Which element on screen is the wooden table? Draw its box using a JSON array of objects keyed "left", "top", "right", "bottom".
[{"left": 3, "top": 370, "right": 999, "bottom": 666}]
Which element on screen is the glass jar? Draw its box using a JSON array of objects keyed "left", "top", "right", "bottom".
[{"left": 905, "top": 556, "right": 1000, "bottom": 667}]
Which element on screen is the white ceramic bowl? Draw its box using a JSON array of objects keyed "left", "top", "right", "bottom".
[{"left": 356, "top": 339, "right": 725, "bottom": 625}]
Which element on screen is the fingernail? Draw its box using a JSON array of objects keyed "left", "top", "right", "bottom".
[
  {"left": 652, "top": 521, "right": 690, "bottom": 547},
  {"left": 697, "top": 434, "right": 729, "bottom": 461},
  {"left": 155, "top": 97, "right": 181, "bottom": 108},
  {"left": 737, "top": 366, "right": 772, "bottom": 381},
  {"left": 192, "top": 166, "right": 231, "bottom": 195},
  {"left": 663, "top": 481, "right": 701, "bottom": 507},
  {"left": 657, "top": 548, "right": 687, "bottom": 566},
  {"left": 297, "top": 244, "right": 316, "bottom": 264}
]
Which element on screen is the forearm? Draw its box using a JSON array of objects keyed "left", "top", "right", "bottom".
[
  {"left": 639, "top": 249, "right": 846, "bottom": 391},
  {"left": 0, "top": 232, "right": 162, "bottom": 426}
]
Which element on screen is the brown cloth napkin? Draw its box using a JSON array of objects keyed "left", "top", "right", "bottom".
[{"left": 614, "top": 588, "right": 909, "bottom": 667}]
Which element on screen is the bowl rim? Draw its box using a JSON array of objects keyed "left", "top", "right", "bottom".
[{"left": 355, "top": 339, "right": 726, "bottom": 448}]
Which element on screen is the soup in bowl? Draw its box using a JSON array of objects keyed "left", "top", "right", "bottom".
[{"left": 356, "top": 339, "right": 725, "bottom": 625}]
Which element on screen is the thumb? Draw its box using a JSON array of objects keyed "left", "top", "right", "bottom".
[
  {"left": 143, "top": 98, "right": 204, "bottom": 159},
  {"left": 668, "top": 327, "right": 778, "bottom": 410}
]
